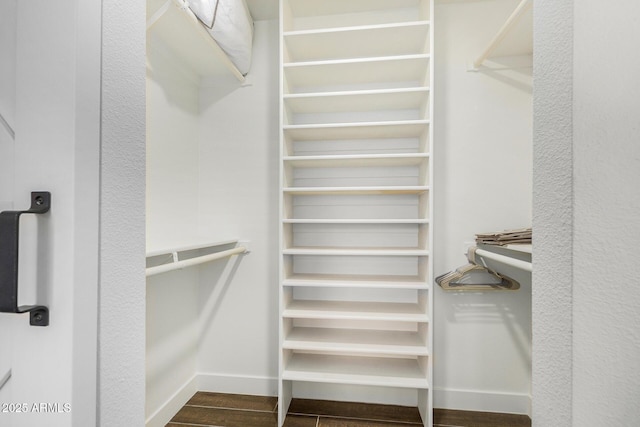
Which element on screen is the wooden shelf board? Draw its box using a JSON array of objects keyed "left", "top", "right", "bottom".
[
  {"left": 283, "top": 219, "right": 429, "bottom": 225},
  {"left": 283, "top": 273, "right": 429, "bottom": 290},
  {"left": 282, "top": 353, "right": 429, "bottom": 389},
  {"left": 284, "top": 327, "right": 429, "bottom": 356},
  {"left": 284, "top": 87, "right": 429, "bottom": 114},
  {"left": 284, "top": 22, "right": 430, "bottom": 62},
  {"left": 286, "top": 0, "right": 425, "bottom": 20},
  {"left": 283, "top": 120, "right": 429, "bottom": 141},
  {"left": 283, "top": 247, "right": 429, "bottom": 256},
  {"left": 283, "top": 186, "right": 429, "bottom": 195},
  {"left": 283, "top": 153, "right": 429, "bottom": 168},
  {"left": 283, "top": 300, "right": 429, "bottom": 322},
  {"left": 284, "top": 55, "right": 430, "bottom": 93}
]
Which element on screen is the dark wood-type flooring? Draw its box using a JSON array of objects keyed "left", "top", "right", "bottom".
[{"left": 167, "top": 392, "right": 531, "bottom": 427}]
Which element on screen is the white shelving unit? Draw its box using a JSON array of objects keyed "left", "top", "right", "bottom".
[{"left": 279, "top": 1, "right": 434, "bottom": 426}]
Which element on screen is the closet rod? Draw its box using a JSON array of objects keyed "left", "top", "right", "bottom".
[
  {"left": 146, "top": 246, "right": 248, "bottom": 277},
  {"left": 472, "top": 0, "right": 532, "bottom": 69},
  {"left": 474, "top": 247, "right": 532, "bottom": 273}
]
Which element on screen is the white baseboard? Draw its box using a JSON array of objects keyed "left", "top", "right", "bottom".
[
  {"left": 145, "top": 375, "right": 198, "bottom": 427},
  {"left": 434, "top": 387, "right": 531, "bottom": 417},
  {"left": 197, "top": 372, "right": 278, "bottom": 397},
  {"left": 145, "top": 373, "right": 530, "bottom": 425}
]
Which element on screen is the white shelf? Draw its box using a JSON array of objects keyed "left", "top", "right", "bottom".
[
  {"left": 284, "top": 120, "right": 429, "bottom": 141},
  {"left": 283, "top": 219, "right": 429, "bottom": 224},
  {"left": 284, "top": 327, "right": 429, "bottom": 356},
  {"left": 286, "top": 0, "right": 427, "bottom": 23},
  {"left": 284, "top": 55, "right": 430, "bottom": 94},
  {"left": 146, "top": 0, "right": 244, "bottom": 81},
  {"left": 283, "top": 185, "right": 429, "bottom": 195},
  {"left": 284, "top": 153, "right": 429, "bottom": 168},
  {"left": 283, "top": 247, "right": 428, "bottom": 257},
  {"left": 284, "top": 87, "right": 429, "bottom": 115},
  {"left": 283, "top": 273, "right": 428, "bottom": 290},
  {"left": 282, "top": 353, "right": 429, "bottom": 389},
  {"left": 284, "top": 22, "right": 430, "bottom": 63},
  {"left": 283, "top": 300, "right": 429, "bottom": 322}
]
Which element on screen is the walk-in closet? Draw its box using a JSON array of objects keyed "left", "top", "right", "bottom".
[
  {"left": 144, "top": 0, "right": 532, "bottom": 426},
  {"left": 3, "top": 1, "right": 639, "bottom": 426}
]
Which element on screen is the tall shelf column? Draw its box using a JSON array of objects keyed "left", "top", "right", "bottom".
[{"left": 278, "top": 1, "right": 434, "bottom": 426}]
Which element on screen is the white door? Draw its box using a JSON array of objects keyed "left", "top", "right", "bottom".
[{"left": 0, "top": 1, "right": 101, "bottom": 426}]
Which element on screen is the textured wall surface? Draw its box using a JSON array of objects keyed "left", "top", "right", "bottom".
[
  {"left": 572, "top": 1, "right": 640, "bottom": 425},
  {"left": 100, "top": 0, "right": 147, "bottom": 425},
  {"left": 532, "top": 0, "right": 574, "bottom": 425},
  {"left": 534, "top": 1, "right": 640, "bottom": 425}
]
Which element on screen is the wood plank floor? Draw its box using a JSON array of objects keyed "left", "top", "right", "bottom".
[{"left": 167, "top": 392, "right": 531, "bottom": 427}]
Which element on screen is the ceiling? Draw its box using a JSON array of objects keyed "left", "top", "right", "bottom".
[{"left": 245, "top": 0, "right": 279, "bottom": 21}]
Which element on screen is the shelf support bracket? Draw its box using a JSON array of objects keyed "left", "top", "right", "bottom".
[{"left": 469, "top": 0, "right": 533, "bottom": 71}]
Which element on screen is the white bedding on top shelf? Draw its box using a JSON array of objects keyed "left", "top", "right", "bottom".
[
  {"left": 147, "top": 0, "right": 254, "bottom": 79},
  {"left": 189, "top": 0, "right": 254, "bottom": 75}
]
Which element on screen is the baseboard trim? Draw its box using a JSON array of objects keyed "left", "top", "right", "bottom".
[
  {"left": 145, "top": 374, "right": 198, "bottom": 427},
  {"left": 145, "top": 374, "right": 531, "bottom": 425},
  {"left": 434, "top": 387, "right": 532, "bottom": 417},
  {"left": 197, "top": 372, "right": 279, "bottom": 397}
]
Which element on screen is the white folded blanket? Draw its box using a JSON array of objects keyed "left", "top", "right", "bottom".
[
  {"left": 188, "top": 0, "right": 216, "bottom": 27},
  {"left": 188, "top": 0, "right": 254, "bottom": 75}
]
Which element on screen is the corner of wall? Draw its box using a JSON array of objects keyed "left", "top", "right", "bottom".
[
  {"left": 100, "top": 0, "right": 147, "bottom": 425},
  {"left": 531, "top": 0, "right": 574, "bottom": 425}
]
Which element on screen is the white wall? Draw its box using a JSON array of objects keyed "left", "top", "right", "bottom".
[
  {"left": 196, "top": 19, "right": 280, "bottom": 393},
  {"left": 145, "top": 44, "right": 202, "bottom": 423},
  {"left": 534, "top": 1, "right": 640, "bottom": 426},
  {"left": 100, "top": 0, "right": 147, "bottom": 425},
  {"left": 146, "top": 46, "right": 201, "bottom": 248},
  {"left": 531, "top": 0, "right": 574, "bottom": 424},
  {"left": 146, "top": 269, "right": 200, "bottom": 424},
  {"left": 434, "top": 0, "right": 533, "bottom": 415},
  {"left": 573, "top": 1, "right": 640, "bottom": 423}
]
